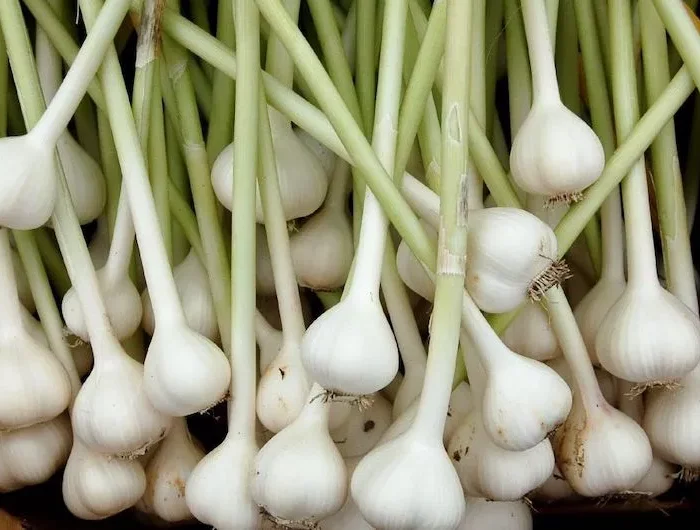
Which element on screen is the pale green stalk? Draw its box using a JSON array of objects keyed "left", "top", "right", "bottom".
[
  {"left": 592, "top": 0, "right": 611, "bottom": 82},
  {"left": 356, "top": 0, "right": 376, "bottom": 134},
  {"left": 469, "top": 0, "right": 486, "bottom": 209},
  {"left": 97, "top": 111, "right": 121, "bottom": 236},
  {"left": 188, "top": 56, "right": 213, "bottom": 119},
  {"left": 165, "top": 111, "right": 190, "bottom": 264},
  {"left": 168, "top": 183, "right": 204, "bottom": 260},
  {"left": 189, "top": 0, "right": 213, "bottom": 79},
  {"left": 545, "top": 0, "right": 559, "bottom": 40},
  {"left": 484, "top": 0, "right": 503, "bottom": 140},
  {"left": 504, "top": 0, "right": 531, "bottom": 138},
  {"left": 555, "top": 0, "right": 580, "bottom": 115},
  {"left": 684, "top": 99, "right": 700, "bottom": 230},
  {"left": 34, "top": 229, "right": 71, "bottom": 296},
  {"left": 640, "top": 0, "right": 697, "bottom": 312}
]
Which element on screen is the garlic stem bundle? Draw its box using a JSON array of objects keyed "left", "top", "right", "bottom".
[
  {"left": 459, "top": 498, "right": 533, "bottom": 530},
  {"left": 142, "top": 248, "right": 220, "bottom": 342},
  {"left": 331, "top": 393, "right": 392, "bottom": 458},
  {"left": 548, "top": 287, "right": 652, "bottom": 497},
  {"left": 35, "top": 18, "right": 105, "bottom": 226},
  {"left": 510, "top": 0, "right": 604, "bottom": 202},
  {"left": 0, "top": 0, "right": 132, "bottom": 230},
  {"left": 136, "top": 418, "right": 205, "bottom": 523},
  {"left": 595, "top": 0, "right": 700, "bottom": 385},
  {"left": 0, "top": 229, "right": 71, "bottom": 430},
  {"left": 0, "top": 414, "right": 72, "bottom": 493},
  {"left": 290, "top": 158, "right": 354, "bottom": 291},
  {"left": 252, "top": 383, "right": 348, "bottom": 525}
]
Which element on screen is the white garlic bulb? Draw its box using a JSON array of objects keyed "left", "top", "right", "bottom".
[
  {"left": 331, "top": 393, "right": 392, "bottom": 458},
  {"left": 141, "top": 249, "right": 219, "bottom": 342},
  {"left": 62, "top": 266, "right": 143, "bottom": 343},
  {"left": 573, "top": 277, "right": 626, "bottom": 365},
  {"left": 351, "top": 429, "right": 466, "bottom": 529},
  {"left": 185, "top": 433, "right": 261, "bottom": 529},
  {"left": 256, "top": 341, "right": 311, "bottom": 433},
  {"left": 136, "top": 418, "right": 205, "bottom": 523},
  {"left": 144, "top": 323, "right": 231, "bottom": 416},
  {"left": 0, "top": 414, "right": 72, "bottom": 493},
  {"left": 459, "top": 498, "right": 533, "bottom": 530},
  {"left": 530, "top": 465, "right": 576, "bottom": 502},
  {"left": 211, "top": 108, "right": 328, "bottom": 222},
  {"left": 71, "top": 342, "right": 172, "bottom": 457},
  {"left": 320, "top": 457, "right": 374, "bottom": 530},
  {"left": 595, "top": 282, "right": 700, "bottom": 384},
  {"left": 448, "top": 409, "right": 554, "bottom": 501},
  {"left": 62, "top": 439, "right": 147, "bottom": 520},
  {"left": 502, "top": 302, "right": 560, "bottom": 362},
  {"left": 396, "top": 236, "right": 435, "bottom": 302},
  {"left": 296, "top": 127, "right": 337, "bottom": 178},
  {"left": 252, "top": 383, "right": 347, "bottom": 524},
  {"left": 20, "top": 306, "right": 49, "bottom": 348},
  {"left": 0, "top": 134, "right": 57, "bottom": 230},
  {"left": 301, "top": 291, "right": 399, "bottom": 396}
]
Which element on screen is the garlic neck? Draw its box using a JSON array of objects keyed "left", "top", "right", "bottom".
[
  {"left": 599, "top": 189, "right": 626, "bottom": 283},
  {"left": 324, "top": 159, "right": 352, "bottom": 212},
  {"left": 0, "top": 229, "right": 24, "bottom": 333},
  {"left": 522, "top": 0, "right": 561, "bottom": 104}
]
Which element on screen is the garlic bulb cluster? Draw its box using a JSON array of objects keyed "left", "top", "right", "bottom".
[
  {"left": 71, "top": 342, "right": 171, "bottom": 457},
  {"left": 0, "top": 414, "right": 72, "bottom": 493},
  {"left": 459, "top": 498, "right": 533, "bottom": 530},
  {"left": 136, "top": 418, "right": 205, "bottom": 523},
  {"left": 185, "top": 432, "right": 261, "bottom": 529},
  {"left": 142, "top": 249, "right": 219, "bottom": 342},
  {"left": 62, "top": 439, "right": 146, "bottom": 520},
  {"left": 332, "top": 393, "right": 392, "bottom": 458},
  {"left": 301, "top": 289, "right": 399, "bottom": 396},
  {"left": 211, "top": 108, "right": 328, "bottom": 223},
  {"left": 252, "top": 383, "right": 347, "bottom": 525}
]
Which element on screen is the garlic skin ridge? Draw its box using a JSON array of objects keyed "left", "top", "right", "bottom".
[
  {"left": 252, "top": 383, "right": 348, "bottom": 524},
  {"left": 331, "top": 393, "right": 392, "bottom": 458},
  {"left": 0, "top": 414, "right": 72, "bottom": 493}
]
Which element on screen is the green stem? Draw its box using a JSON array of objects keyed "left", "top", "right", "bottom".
[
  {"left": 640, "top": 0, "right": 697, "bottom": 313},
  {"left": 168, "top": 183, "right": 204, "bottom": 260},
  {"left": 545, "top": 0, "right": 559, "bottom": 40},
  {"left": 188, "top": 56, "right": 213, "bottom": 119},
  {"left": 74, "top": 97, "right": 101, "bottom": 164},
  {"left": 484, "top": 0, "right": 504, "bottom": 140},
  {"left": 684, "top": 97, "right": 700, "bottom": 230},
  {"left": 189, "top": 0, "right": 214, "bottom": 80},
  {"left": 230, "top": 0, "right": 260, "bottom": 436},
  {"left": 356, "top": 0, "right": 376, "bottom": 134},
  {"left": 97, "top": 110, "right": 121, "bottom": 237},
  {"left": 592, "top": 0, "right": 611, "bottom": 84},
  {"left": 162, "top": 33, "right": 232, "bottom": 351},
  {"left": 469, "top": 0, "right": 486, "bottom": 209},
  {"left": 504, "top": 0, "right": 531, "bottom": 137},
  {"left": 0, "top": 32, "right": 6, "bottom": 135},
  {"left": 165, "top": 111, "right": 191, "bottom": 264},
  {"left": 555, "top": 0, "right": 580, "bottom": 115},
  {"left": 205, "top": 0, "right": 236, "bottom": 164},
  {"left": 34, "top": 229, "right": 71, "bottom": 296}
]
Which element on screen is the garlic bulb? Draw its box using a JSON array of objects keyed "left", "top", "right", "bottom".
[
  {"left": 547, "top": 357, "right": 619, "bottom": 408},
  {"left": 466, "top": 208, "right": 561, "bottom": 314},
  {"left": 502, "top": 302, "right": 560, "bottom": 362},
  {"left": 11, "top": 249, "right": 35, "bottom": 313},
  {"left": 62, "top": 439, "right": 147, "bottom": 520},
  {"left": 62, "top": 265, "right": 143, "bottom": 343},
  {"left": 136, "top": 418, "right": 205, "bottom": 523},
  {"left": 0, "top": 133, "right": 57, "bottom": 230},
  {"left": 256, "top": 225, "right": 277, "bottom": 296},
  {"left": 351, "top": 428, "right": 466, "bottom": 529},
  {"left": 331, "top": 394, "right": 392, "bottom": 458},
  {"left": 0, "top": 414, "right": 72, "bottom": 493},
  {"left": 71, "top": 342, "right": 171, "bottom": 457},
  {"left": 301, "top": 289, "right": 399, "bottom": 396},
  {"left": 256, "top": 340, "right": 311, "bottom": 434},
  {"left": 211, "top": 108, "right": 328, "bottom": 222},
  {"left": 320, "top": 457, "right": 374, "bottom": 530},
  {"left": 459, "top": 498, "right": 533, "bottom": 530},
  {"left": 595, "top": 281, "right": 700, "bottom": 384},
  {"left": 252, "top": 383, "right": 347, "bottom": 524},
  {"left": 448, "top": 408, "right": 554, "bottom": 500},
  {"left": 510, "top": 0, "right": 604, "bottom": 201},
  {"left": 185, "top": 432, "right": 261, "bottom": 529},
  {"left": 530, "top": 465, "right": 576, "bottom": 502},
  {"left": 443, "top": 381, "right": 474, "bottom": 445},
  {"left": 20, "top": 306, "right": 49, "bottom": 347},
  {"left": 290, "top": 159, "right": 354, "bottom": 290},
  {"left": 296, "top": 127, "right": 337, "bottom": 178},
  {"left": 144, "top": 323, "right": 231, "bottom": 416},
  {"left": 141, "top": 249, "right": 219, "bottom": 342},
  {"left": 396, "top": 235, "right": 435, "bottom": 302}
]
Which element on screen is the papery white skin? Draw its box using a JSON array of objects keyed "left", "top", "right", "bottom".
[
  {"left": 331, "top": 393, "right": 392, "bottom": 458},
  {"left": 136, "top": 418, "right": 204, "bottom": 523},
  {"left": 466, "top": 208, "right": 559, "bottom": 314},
  {"left": 547, "top": 357, "right": 619, "bottom": 408},
  {"left": 71, "top": 343, "right": 171, "bottom": 456},
  {"left": 573, "top": 277, "right": 625, "bottom": 365},
  {"left": 396, "top": 225, "right": 435, "bottom": 302},
  {"left": 458, "top": 498, "right": 533, "bottom": 530},
  {"left": 144, "top": 324, "right": 230, "bottom": 416},
  {"left": 290, "top": 203, "right": 354, "bottom": 291},
  {"left": 141, "top": 250, "right": 219, "bottom": 342},
  {"left": 351, "top": 428, "right": 466, "bottom": 529},
  {"left": 54, "top": 134, "right": 106, "bottom": 225},
  {"left": 530, "top": 465, "right": 576, "bottom": 502},
  {"left": 185, "top": 433, "right": 261, "bottom": 529},
  {"left": 0, "top": 330, "right": 72, "bottom": 431},
  {"left": 211, "top": 109, "right": 328, "bottom": 222},
  {"left": 62, "top": 438, "right": 146, "bottom": 520},
  {"left": 553, "top": 391, "right": 653, "bottom": 497},
  {"left": 301, "top": 291, "right": 399, "bottom": 396},
  {"left": 448, "top": 409, "right": 554, "bottom": 501},
  {"left": 62, "top": 266, "right": 143, "bottom": 343},
  {"left": 256, "top": 341, "right": 311, "bottom": 434},
  {"left": 296, "top": 127, "right": 337, "bottom": 178},
  {"left": 0, "top": 414, "right": 72, "bottom": 493},
  {"left": 252, "top": 384, "right": 347, "bottom": 523},
  {"left": 11, "top": 250, "right": 36, "bottom": 313},
  {"left": 0, "top": 134, "right": 57, "bottom": 230},
  {"left": 595, "top": 283, "right": 700, "bottom": 384},
  {"left": 19, "top": 306, "right": 49, "bottom": 347},
  {"left": 502, "top": 302, "right": 560, "bottom": 362},
  {"left": 88, "top": 216, "right": 111, "bottom": 270},
  {"left": 392, "top": 364, "right": 425, "bottom": 421},
  {"left": 320, "top": 457, "right": 374, "bottom": 530},
  {"left": 256, "top": 313, "right": 284, "bottom": 374},
  {"left": 256, "top": 225, "right": 277, "bottom": 296}
]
